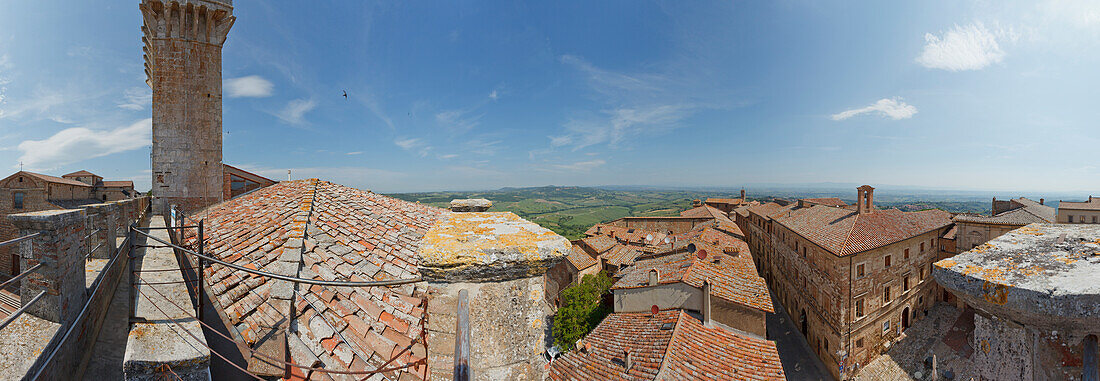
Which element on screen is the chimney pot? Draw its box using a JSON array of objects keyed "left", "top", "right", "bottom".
[
  {"left": 450, "top": 198, "right": 492, "bottom": 212},
  {"left": 1040, "top": 198, "right": 1045, "bottom": 205}
]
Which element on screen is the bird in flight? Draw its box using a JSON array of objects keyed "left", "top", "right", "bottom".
[{"left": 342, "top": 90, "right": 348, "bottom": 99}]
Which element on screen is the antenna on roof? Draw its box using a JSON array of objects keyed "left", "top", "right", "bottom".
[
  {"left": 19, "top": 161, "right": 23, "bottom": 171},
  {"left": 287, "top": 169, "right": 292, "bottom": 181}
]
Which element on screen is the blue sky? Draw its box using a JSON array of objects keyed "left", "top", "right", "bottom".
[{"left": 2, "top": 1, "right": 1099, "bottom": 193}]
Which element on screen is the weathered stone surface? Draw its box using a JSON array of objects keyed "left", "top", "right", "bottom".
[
  {"left": 417, "top": 212, "right": 569, "bottom": 282},
  {"left": 934, "top": 223, "right": 1100, "bottom": 328},
  {"left": 425, "top": 277, "right": 551, "bottom": 381},
  {"left": 450, "top": 198, "right": 492, "bottom": 212}
]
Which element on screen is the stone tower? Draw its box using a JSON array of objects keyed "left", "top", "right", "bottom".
[{"left": 141, "top": 0, "right": 234, "bottom": 214}]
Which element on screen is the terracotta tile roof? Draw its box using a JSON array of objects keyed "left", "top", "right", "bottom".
[
  {"left": 801, "top": 197, "right": 848, "bottom": 207},
  {"left": 62, "top": 170, "right": 98, "bottom": 178},
  {"left": 1058, "top": 196, "right": 1100, "bottom": 211},
  {"left": 567, "top": 244, "right": 599, "bottom": 271},
  {"left": 603, "top": 244, "right": 642, "bottom": 267},
  {"left": 942, "top": 225, "right": 957, "bottom": 240},
  {"left": 102, "top": 180, "right": 134, "bottom": 188},
  {"left": 587, "top": 224, "right": 669, "bottom": 247},
  {"left": 660, "top": 311, "right": 785, "bottom": 380},
  {"left": 954, "top": 198, "right": 1054, "bottom": 225},
  {"left": 23, "top": 171, "right": 92, "bottom": 187},
  {"left": 580, "top": 235, "right": 617, "bottom": 254},
  {"left": 548, "top": 310, "right": 784, "bottom": 380},
  {"left": 705, "top": 198, "right": 744, "bottom": 204},
  {"left": 775, "top": 205, "right": 952, "bottom": 256},
  {"left": 746, "top": 202, "right": 796, "bottom": 220},
  {"left": 613, "top": 237, "right": 772, "bottom": 313},
  {"left": 186, "top": 179, "right": 445, "bottom": 379},
  {"left": 549, "top": 311, "right": 679, "bottom": 380}
]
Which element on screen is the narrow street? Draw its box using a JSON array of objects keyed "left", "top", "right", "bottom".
[{"left": 766, "top": 290, "right": 834, "bottom": 380}]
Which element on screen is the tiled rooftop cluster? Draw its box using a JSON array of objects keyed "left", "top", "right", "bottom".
[
  {"left": 548, "top": 310, "right": 784, "bottom": 380},
  {"left": 187, "top": 179, "right": 446, "bottom": 379},
  {"left": 613, "top": 239, "right": 773, "bottom": 312}
]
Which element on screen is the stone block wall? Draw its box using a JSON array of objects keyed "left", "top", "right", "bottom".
[
  {"left": 143, "top": 0, "right": 234, "bottom": 214},
  {"left": 425, "top": 278, "right": 551, "bottom": 381}
]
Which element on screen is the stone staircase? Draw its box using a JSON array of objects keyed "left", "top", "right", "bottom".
[{"left": 0, "top": 287, "right": 20, "bottom": 320}]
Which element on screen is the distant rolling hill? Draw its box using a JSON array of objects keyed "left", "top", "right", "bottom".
[{"left": 388, "top": 186, "right": 1000, "bottom": 240}]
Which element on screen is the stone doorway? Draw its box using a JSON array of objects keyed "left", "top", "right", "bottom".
[
  {"left": 902, "top": 307, "right": 910, "bottom": 329},
  {"left": 800, "top": 309, "right": 807, "bottom": 335}
]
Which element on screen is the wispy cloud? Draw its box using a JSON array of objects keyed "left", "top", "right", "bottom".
[
  {"left": 17, "top": 118, "right": 151, "bottom": 170},
  {"left": 547, "top": 159, "right": 606, "bottom": 172},
  {"left": 0, "top": 87, "right": 69, "bottom": 122},
  {"left": 550, "top": 55, "right": 721, "bottom": 151},
  {"left": 117, "top": 86, "right": 151, "bottom": 110},
  {"left": 831, "top": 98, "right": 918, "bottom": 121},
  {"left": 346, "top": 151, "right": 363, "bottom": 155},
  {"left": 435, "top": 108, "right": 483, "bottom": 134},
  {"left": 917, "top": 22, "right": 1009, "bottom": 71},
  {"left": 438, "top": 154, "right": 459, "bottom": 160},
  {"left": 276, "top": 98, "right": 316, "bottom": 125},
  {"left": 225, "top": 75, "right": 275, "bottom": 98},
  {"left": 395, "top": 137, "right": 432, "bottom": 157},
  {"left": 488, "top": 89, "right": 499, "bottom": 100}
]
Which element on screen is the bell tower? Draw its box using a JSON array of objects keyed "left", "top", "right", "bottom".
[{"left": 141, "top": 0, "right": 234, "bottom": 213}]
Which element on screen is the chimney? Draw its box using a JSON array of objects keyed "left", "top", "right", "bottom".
[
  {"left": 702, "top": 280, "right": 713, "bottom": 326},
  {"left": 856, "top": 185, "right": 875, "bottom": 214},
  {"left": 1040, "top": 198, "right": 1045, "bottom": 205},
  {"left": 740, "top": 189, "right": 746, "bottom": 202},
  {"left": 450, "top": 198, "right": 492, "bottom": 212},
  {"left": 648, "top": 269, "right": 659, "bottom": 286},
  {"left": 624, "top": 350, "right": 633, "bottom": 370},
  {"left": 692, "top": 199, "right": 702, "bottom": 207}
]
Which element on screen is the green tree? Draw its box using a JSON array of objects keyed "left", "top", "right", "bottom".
[{"left": 553, "top": 271, "right": 614, "bottom": 350}]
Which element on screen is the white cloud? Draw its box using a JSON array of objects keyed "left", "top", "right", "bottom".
[
  {"left": 276, "top": 98, "right": 316, "bottom": 125},
  {"left": 0, "top": 87, "right": 67, "bottom": 121},
  {"left": 17, "top": 118, "right": 151, "bottom": 170},
  {"left": 394, "top": 137, "right": 432, "bottom": 157},
  {"left": 831, "top": 98, "right": 918, "bottom": 121},
  {"left": 225, "top": 75, "right": 275, "bottom": 98},
  {"left": 917, "top": 22, "right": 1006, "bottom": 71},
  {"left": 549, "top": 159, "right": 606, "bottom": 172},
  {"left": 438, "top": 154, "right": 459, "bottom": 160},
  {"left": 117, "top": 87, "right": 151, "bottom": 110},
  {"left": 346, "top": 151, "right": 363, "bottom": 155},
  {"left": 489, "top": 90, "right": 498, "bottom": 100}
]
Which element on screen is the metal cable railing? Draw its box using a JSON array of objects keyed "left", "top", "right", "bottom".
[
  {"left": 31, "top": 198, "right": 152, "bottom": 380},
  {"left": 0, "top": 232, "right": 40, "bottom": 248},
  {"left": 0, "top": 290, "right": 46, "bottom": 331},
  {"left": 135, "top": 277, "right": 425, "bottom": 376},
  {"left": 0, "top": 263, "right": 44, "bottom": 291},
  {"left": 131, "top": 228, "right": 423, "bottom": 287}
]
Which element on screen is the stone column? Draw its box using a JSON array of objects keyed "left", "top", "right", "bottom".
[
  {"left": 9, "top": 209, "right": 87, "bottom": 326},
  {"left": 418, "top": 211, "right": 569, "bottom": 380},
  {"left": 83, "top": 203, "right": 119, "bottom": 259}
]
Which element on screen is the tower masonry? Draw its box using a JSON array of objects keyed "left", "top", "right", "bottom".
[{"left": 141, "top": 0, "right": 234, "bottom": 214}]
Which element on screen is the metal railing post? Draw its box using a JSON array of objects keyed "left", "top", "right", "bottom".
[
  {"left": 454, "top": 289, "right": 470, "bottom": 381},
  {"left": 197, "top": 219, "right": 204, "bottom": 322},
  {"left": 127, "top": 223, "right": 136, "bottom": 322}
]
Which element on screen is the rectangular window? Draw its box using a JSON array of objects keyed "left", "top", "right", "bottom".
[
  {"left": 903, "top": 276, "right": 910, "bottom": 292},
  {"left": 1094, "top": 216, "right": 1098, "bottom": 223},
  {"left": 1069, "top": 215, "right": 1074, "bottom": 223},
  {"left": 856, "top": 263, "right": 865, "bottom": 278},
  {"left": 920, "top": 242, "right": 925, "bottom": 252},
  {"left": 883, "top": 286, "right": 891, "bottom": 305},
  {"left": 904, "top": 248, "right": 910, "bottom": 260},
  {"left": 13, "top": 192, "right": 24, "bottom": 209},
  {"left": 855, "top": 298, "right": 865, "bottom": 318},
  {"left": 856, "top": 338, "right": 864, "bottom": 348},
  {"left": 884, "top": 255, "right": 892, "bottom": 268},
  {"left": 920, "top": 267, "right": 925, "bottom": 282},
  {"left": 882, "top": 320, "right": 890, "bottom": 333}
]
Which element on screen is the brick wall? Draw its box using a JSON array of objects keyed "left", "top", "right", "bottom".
[{"left": 0, "top": 177, "right": 63, "bottom": 276}]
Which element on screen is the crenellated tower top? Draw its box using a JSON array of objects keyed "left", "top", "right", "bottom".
[{"left": 140, "top": 0, "right": 235, "bottom": 88}]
